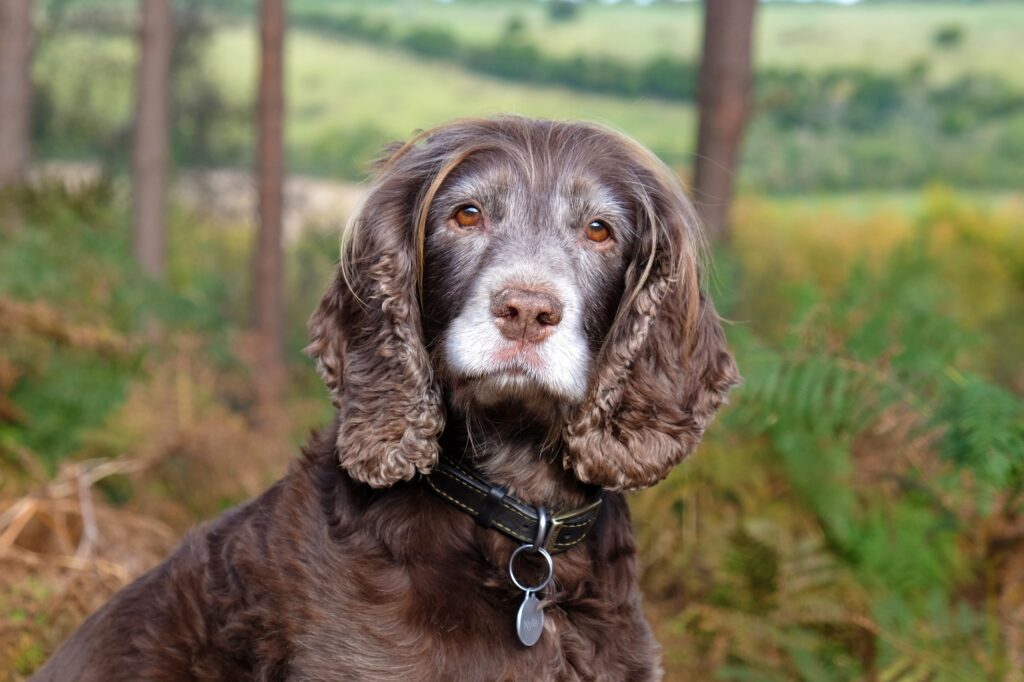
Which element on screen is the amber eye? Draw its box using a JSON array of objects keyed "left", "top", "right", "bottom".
[
  {"left": 453, "top": 205, "right": 482, "bottom": 228},
  {"left": 585, "top": 219, "right": 611, "bottom": 243}
]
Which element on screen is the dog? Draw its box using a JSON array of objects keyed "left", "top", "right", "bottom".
[{"left": 34, "top": 116, "right": 739, "bottom": 681}]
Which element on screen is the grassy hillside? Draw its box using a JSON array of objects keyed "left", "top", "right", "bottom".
[
  {"left": 215, "top": 28, "right": 698, "bottom": 173},
  {"left": 35, "top": 24, "right": 697, "bottom": 176},
  {"left": 304, "top": 1, "right": 1024, "bottom": 84},
  {"left": 33, "top": 0, "right": 1024, "bottom": 191}
]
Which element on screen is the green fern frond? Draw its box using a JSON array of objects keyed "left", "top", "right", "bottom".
[{"left": 937, "top": 373, "right": 1024, "bottom": 496}]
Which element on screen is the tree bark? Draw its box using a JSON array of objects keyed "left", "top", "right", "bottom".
[
  {"left": 253, "top": 0, "right": 286, "bottom": 407},
  {"left": 0, "top": 0, "right": 33, "bottom": 188},
  {"left": 693, "top": 0, "right": 757, "bottom": 243},
  {"left": 131, "top": 0, "right": 173, "bottom": 278}
]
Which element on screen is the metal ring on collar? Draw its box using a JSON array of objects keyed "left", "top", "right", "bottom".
[
  {"left": 508, "top": 544, "right": 554, "bottom": 593},
  {"left": 533, "top": 507, "right": 550, "bottom": 550}
]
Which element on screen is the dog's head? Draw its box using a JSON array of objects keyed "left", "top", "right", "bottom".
[{"left": 308, "top": 117, "right": 739, "bottom": 491}]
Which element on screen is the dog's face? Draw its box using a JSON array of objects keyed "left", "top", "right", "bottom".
[
  {"left": 308, "top": 117, "right": 739, "bottom": 491},
  {"left": 422, "top": 152, "right": 638, "bottom": 413}
]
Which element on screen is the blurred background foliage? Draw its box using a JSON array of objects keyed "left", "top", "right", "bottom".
[
  {"left": 1, "top": 1, "right": 1023, "bottom": 680},
  {"left": 28, "top": 0, "right": 1024, "bottom": 188}
]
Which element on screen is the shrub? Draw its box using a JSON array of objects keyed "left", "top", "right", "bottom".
[
  {"left": 634, "top": 191, "right": 1024, "bottom": 679},
  {"left": 400, "top": 26, "right": 461, "bottom": 60},
  {"left": 932, "top": 23, "right": 965, "bottom": 50},
  {"left": 548, "top": 0, "right": 580, "bottom": 23}
]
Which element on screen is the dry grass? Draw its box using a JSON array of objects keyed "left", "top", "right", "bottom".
[
  {"left": 0, "top": 458, "right": 176, "bottom": 679},
  {"left": 0, "top": 331, "right": 304, "bottom": 678}
]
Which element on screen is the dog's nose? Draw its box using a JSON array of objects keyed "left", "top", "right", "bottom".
[{"left": 490, "top": 288, "right": 563, "bottom": 343}]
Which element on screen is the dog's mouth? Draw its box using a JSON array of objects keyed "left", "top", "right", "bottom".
[
  {"left": 456, "top": 364, "right": 543, "bottom": 391},
  {"left": 491, "top": 343, "right": 544, "bottom": 369},
  {"left": 452, "top": 372, "right": 557, "bottom": 412},
  {"left": 477, "top": 343, "right": 558, "bottom": 382},
  {"left": 449, "top": 356, "right": 588, "bottom": 411}
]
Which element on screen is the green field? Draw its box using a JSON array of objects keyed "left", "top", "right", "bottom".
[
  {"left": 303, "top": 0, "right": 1024, "bottom": 84},
  {"left": 32, "top": 1, "right": 1024, "bottom": 191},
  {"left": 36, "top": 24, "right": 697, "bottom": 176},
  {"left": 214, "top": 28, "right": 697, "bottom": 167}
]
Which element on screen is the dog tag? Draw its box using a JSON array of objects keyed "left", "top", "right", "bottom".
[
  {"left": 516, "top": 590, "right": 544, "bottom": 646},
  {"left": 509, "top": 544, "right": 552, "bottom": 647}
]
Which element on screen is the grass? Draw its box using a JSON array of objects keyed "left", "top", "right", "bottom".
[
  {"left": 34, "top": 24, "right": 697, "bottom": 175},
  {"left": 742, "top": 188, "right": 1024, "bottom": 219},
  {"left": 31, "top": 33, "right": 136, "bottom": 160},
  {"left": 213, "top": 26, "right": 699, "bottom": 172},
  {"left": 32, "top": 5, "right": 1024, "bottom": 190},
  {"left": 302, "top": 1, "right": 1024, "bottom": 85}
]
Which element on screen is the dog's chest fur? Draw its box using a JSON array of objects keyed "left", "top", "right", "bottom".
[
  {"left": 290, "top": 560, "right": 659, "bottom": 681},
  {"left": 34, "top": 425, "right": 660, "bottom": 682},
  {"left": 285, "top": 441, "right": 661, "bottom": 681}
]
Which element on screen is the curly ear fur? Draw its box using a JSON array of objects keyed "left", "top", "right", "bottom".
[
  {"left": 563, "top": 146, "right": 741, "bottom": 491},
  {"left": 306, "top": 139, "right": 450, "bottom": 488},
  {"left": 308, "top": 117, "right": 738, "bottom": 491}
]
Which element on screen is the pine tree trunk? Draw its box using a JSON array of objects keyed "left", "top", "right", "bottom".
[
  {"left": 253, "top": 0, "right": 286, "bottom": 407},
  {"left": 0, "top": 0, "right": 33, "bottom": 188},
  {"left": 693, "top": 0, "right": 757, "bottom": 243},
  {"left": 131, "top": 0, "right": 173, "bottom": 278}
]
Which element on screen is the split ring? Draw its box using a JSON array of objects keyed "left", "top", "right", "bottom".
[{"left": 508, "top": 544, "right": 554, "bottom": 593}]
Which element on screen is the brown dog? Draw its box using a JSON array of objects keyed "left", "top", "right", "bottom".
[{"left": 35, "top": 116, "right": 739, "bottom": 681}]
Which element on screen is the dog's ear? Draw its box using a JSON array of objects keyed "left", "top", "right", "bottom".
[
  {"left": 307, "top": 143, "right": 446, "bottom": 487},
  {"left": 564, "top": 159, "right": 740, "bottom": 491}
]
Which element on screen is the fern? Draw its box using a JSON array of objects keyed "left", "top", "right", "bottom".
[
  {"left": 698, "top": 214, "right": 1023, "bottom": 679},
  {"left": 937, "top": 373, "right": 1024, "bottom": 503}
]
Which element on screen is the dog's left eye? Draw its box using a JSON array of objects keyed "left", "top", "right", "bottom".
[{"left": 452, "top": 205, "right": 483, "bottom": 228}]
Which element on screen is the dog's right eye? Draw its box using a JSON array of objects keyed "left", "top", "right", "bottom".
[
  {"left": 452, "top": 205, "right": 483, "bottom": 229},
  {"left": 585, "top": 219, "right": 612, "bottom": 243}
]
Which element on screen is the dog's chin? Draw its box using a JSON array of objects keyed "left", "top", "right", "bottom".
[{"left": 449, "top": 369, "right": 582, "bottom": 415}]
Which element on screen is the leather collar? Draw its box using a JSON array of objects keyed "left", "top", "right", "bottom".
[{"left": 424, "top": 458, "right": 603, "bottom": 554}]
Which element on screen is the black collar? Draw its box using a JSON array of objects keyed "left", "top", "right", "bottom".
[{"left": 424, "top": 458, "right": 604, "bottom": 554}]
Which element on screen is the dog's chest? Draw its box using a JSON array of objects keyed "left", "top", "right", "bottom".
[{"left": 287, "top": 575, "right": 655, "bottom": 681}]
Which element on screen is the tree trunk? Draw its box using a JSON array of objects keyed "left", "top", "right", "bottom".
[
  {"left": 253, "top": 0, "right": 286, "bottom": 407},
  {"left": 132, "top": 0, "right": 173, "bottom": 278},
  {"left": 693, "top": 0, "right": 757, "bottom": 243},
  {"left": 0, "top": 0, "right": 33, "bottom": 188}
]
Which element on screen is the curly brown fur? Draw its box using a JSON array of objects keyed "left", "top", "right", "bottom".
[{"left": 35, "top": 116, "right": 739, "bottom": 681}]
